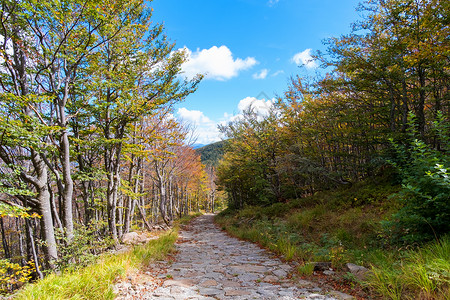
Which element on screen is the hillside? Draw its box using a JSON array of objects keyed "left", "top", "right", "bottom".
[
  {"left": 215, "top": 177, "right": 450, "bottom": 299},
  {"left": 196, "top": 140, "right": 226, "bottom": 167}
]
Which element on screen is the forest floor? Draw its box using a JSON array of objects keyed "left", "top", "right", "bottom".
[{"left": 115, "top": 214, "right": 354, "bottom": 300}]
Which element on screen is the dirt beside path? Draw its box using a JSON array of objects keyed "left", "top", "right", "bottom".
[{"left": 115, "top": 214, "right": 354, "bottom": 299}]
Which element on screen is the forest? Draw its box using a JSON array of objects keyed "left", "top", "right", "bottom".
[
  {"left": 218, "top": 0, "right": 449, "bottom": 243},
  {"left": 0, "top": 0, "right": 220, "bottom": 292}
]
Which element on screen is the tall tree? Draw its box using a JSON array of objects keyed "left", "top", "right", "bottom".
[{"left": 84, "top": 1, "right": 200, "bottom": 238}]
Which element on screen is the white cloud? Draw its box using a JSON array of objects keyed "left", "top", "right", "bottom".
[
  {"left": 272, "top": 70, "right": 285, "bottom": 77},
  {"left": 292, "top": 49, "right": 318, "bottom": 69},
  {"left": 177, "top": 107, "right": 212, "bottom": 124},
  {"left": 252, "top": 69, "right": 269, "bottom": 80},
  {"left": 237, "top": 97, "right": 274, "bottom": 117},
  {"left": 268, "top": 0, "right": 280, "bottom": 6},
  {"left": 176, "top": 96, "right": 275, "bottom": 145},
  {"left": 177, "top": 108, "right": 221, "bottom": 145},
  {"left": 220, "top": 96, "right": 276, "bottom": 125},
  {"left": 180, "top": 46, "right": 258, "bottom": 81}
]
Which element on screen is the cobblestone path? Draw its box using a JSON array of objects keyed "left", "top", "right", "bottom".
[{"left": 116, "top": 214, "right": 353, "bottom": 300}]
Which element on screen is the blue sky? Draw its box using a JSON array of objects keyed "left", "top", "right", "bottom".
[{"left": 151, "top": 0, "right": 361, "bottom": 144}]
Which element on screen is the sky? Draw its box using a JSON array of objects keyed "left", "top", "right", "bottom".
[{"left": 151, "top": 0, "right": 362, "bottom": 145}]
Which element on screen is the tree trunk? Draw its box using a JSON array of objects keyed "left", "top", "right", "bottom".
[
  {"left": 25, "top": 219, "right": 43, "bottom": 280},
  {"left": 117, "top": 194, "right": 123, "bottom": 238},
  {"left": 416, "top": 66, "right": 426, "bottom": 135},
  {"left": 137, "top": 205, "right": 153, "bottom": 231},
  {"left": 159, "top": 180, "right": 168, "bottom": 225},
  {"left": 38, "top": 184, "right": 58, "bottom": 269},
  {"left": 59, "top": 125, "right": 74, "bottom": 241},
  {"left": 27, "top": 150, "right": 59, "bottom": 269},
  {"left": 124, "top": 158, "right": 141, "bottom": 234},
  {"left": 17, "top": 219, "right": 26, "bottom": 266},
  {"left": 49, "top": 183, "right": 63, "bottom": 232},
  {"left": 106, "top": 171, "right": 119, "bottom": 242},
  {"left": 0, "top": 218, "right": 11, "bottom": 260}
]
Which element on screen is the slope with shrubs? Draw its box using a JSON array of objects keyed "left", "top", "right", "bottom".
[{"left": 215, "top": 177, "right": 449, "bottom": 299}]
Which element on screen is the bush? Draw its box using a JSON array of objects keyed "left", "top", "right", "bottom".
[
  {"left": 387, "top": 112, "right": 449, "bottom": 244},
  {"left": 260, "top": 203, "right": 290, "bottom": 219},
  {"left": 0, "top": 260, "right": 34, "bottom": 294},
  {"left": 55, "top": 222, "right": 114, "bottom": 271}
]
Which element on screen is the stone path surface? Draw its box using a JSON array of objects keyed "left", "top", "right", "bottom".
[{"left": 116, "top": 214, "right": 353, "bottom": 299}]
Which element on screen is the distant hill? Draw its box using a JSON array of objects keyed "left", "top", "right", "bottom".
[
  {"left": 196, "top": 140, "right": 226, "bottom": 167},
  {"left": 192, "top": 143, "right": 206, "bottom": 149}
]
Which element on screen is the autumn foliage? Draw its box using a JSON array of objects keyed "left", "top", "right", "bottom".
[{"left": 218, "top": 0, "right": 449, "bottom": 240}]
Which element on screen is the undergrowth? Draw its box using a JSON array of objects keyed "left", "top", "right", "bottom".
[
  {"left": 15, "top": 231, "right": 176, "bottom": 300},
  {"left": 215, "top": 177, "right": 449, "bottom": 299},
  {"left": 366, "top": 236, "right": 450, "bottom": 300},
  {"left": 14, "top": 213, "right": 201, "bottom": 300}
]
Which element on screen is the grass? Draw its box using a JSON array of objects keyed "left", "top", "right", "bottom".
[
  {"left": 216, "top": 179, "right": 396, "bottom": 265},
  {"left": 215, "top": 177, "right": 450, "bottom": 299},
  {"left": 14, "top": 213, "right": 201, "bottom": 300},
  {"left": 178, "top": 212, "right": 203, "bottom": 225},
  {"left": 15, "top": 230, "right": 177, "bottom": 300},
  {"left": 366, "top": 236, "right": 450, "bottom": 300},
  {"left": 297, "top": 263, "right": 315, "bottom": 276}
]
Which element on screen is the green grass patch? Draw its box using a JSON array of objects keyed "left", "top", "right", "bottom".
[
  {"left": 178, "top": 212, "right": 203, "bottom": 225},
  {"left": 15, "top": 213, "right": 205, "bottom": 299},
  {"left": 366, "top": 235, "right": 450, "bottom": 300},
  {"left": 15, "top": 228, "right": 182, "bottom": 299},
  {"left": 297, "top": 263, "right": 315, "bottom": 277}
]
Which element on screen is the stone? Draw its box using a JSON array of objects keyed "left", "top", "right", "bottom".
[
  {"left": 279, "top": 264, "right": 292, "bottom": 271},
  {"left": 262, "top": 260, "right": 279, "bottom": 266},
  {"left": 163, "top": 279, "right": 196, "bottom": 288},
  {"left": 121, "top": 232, "right": 140, "bottom": 244},
  {"left": 312, "top": 262, "right": 332, "bottom": 271},
  {"left": 199, "top": 280, "right": 217, "bottom": 287},
  {"left": 199, "top": 288, "right": 222, "bottom": 296},
  {"left": 346, "top": 263, "right": 370, "bottom": 281},
  {"left": 323, "top": 270, "right": 335, "bottom": 276},
  {"left": 328, "top": 290, "right": 355, "bottom": 299},
  {"left": 296, "top": 279, "right": 315, "bottom": 287},
  {"left": 230, "top": 264, "right": 267, "bottom": 273},
  {"left": 272, "top": 269, "right": 288, "bottom": 278},
  {"left": 279, "top": 290, "right": 294, "bottom": 297},
  {"left": 224, "top": 290, "right": 251, "bottom": 296},
  {"left": 237, "top": 273, "right": 259, "bottom": 282},
  {"left": 221, "top": 280, "right": 241, "bottom": 288},
  {"left": 263, "top": 275, "right": 279, "bottom": 283},
  {"left": 258, "top": 290, "right": 277, "bottom": 298},
  {"left": 204, "top": 272, "right": 223, "bottom": 280},
  {"left": 306, "top": 294, "right": 326, "bottom": 299}
]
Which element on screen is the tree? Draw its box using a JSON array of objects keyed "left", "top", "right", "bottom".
[
  {"left": 218, "top": 0, "right": 449, "bottom": 220},
  {"left": 387, "top": 112, "right": 449, "bottom": 243},
  {"left": 0, "top": 0, "right": 203, "bottom": 275},
  {"left": 78, "top": 0, "right": 200, "bottom": 240},
  {"left": 218, "top": 107, "right": 286, "bottom": 207}
]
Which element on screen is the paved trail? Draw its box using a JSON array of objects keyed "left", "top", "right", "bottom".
[{"left": 116, "top": 214, "right": 353, "bottom": 299}]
